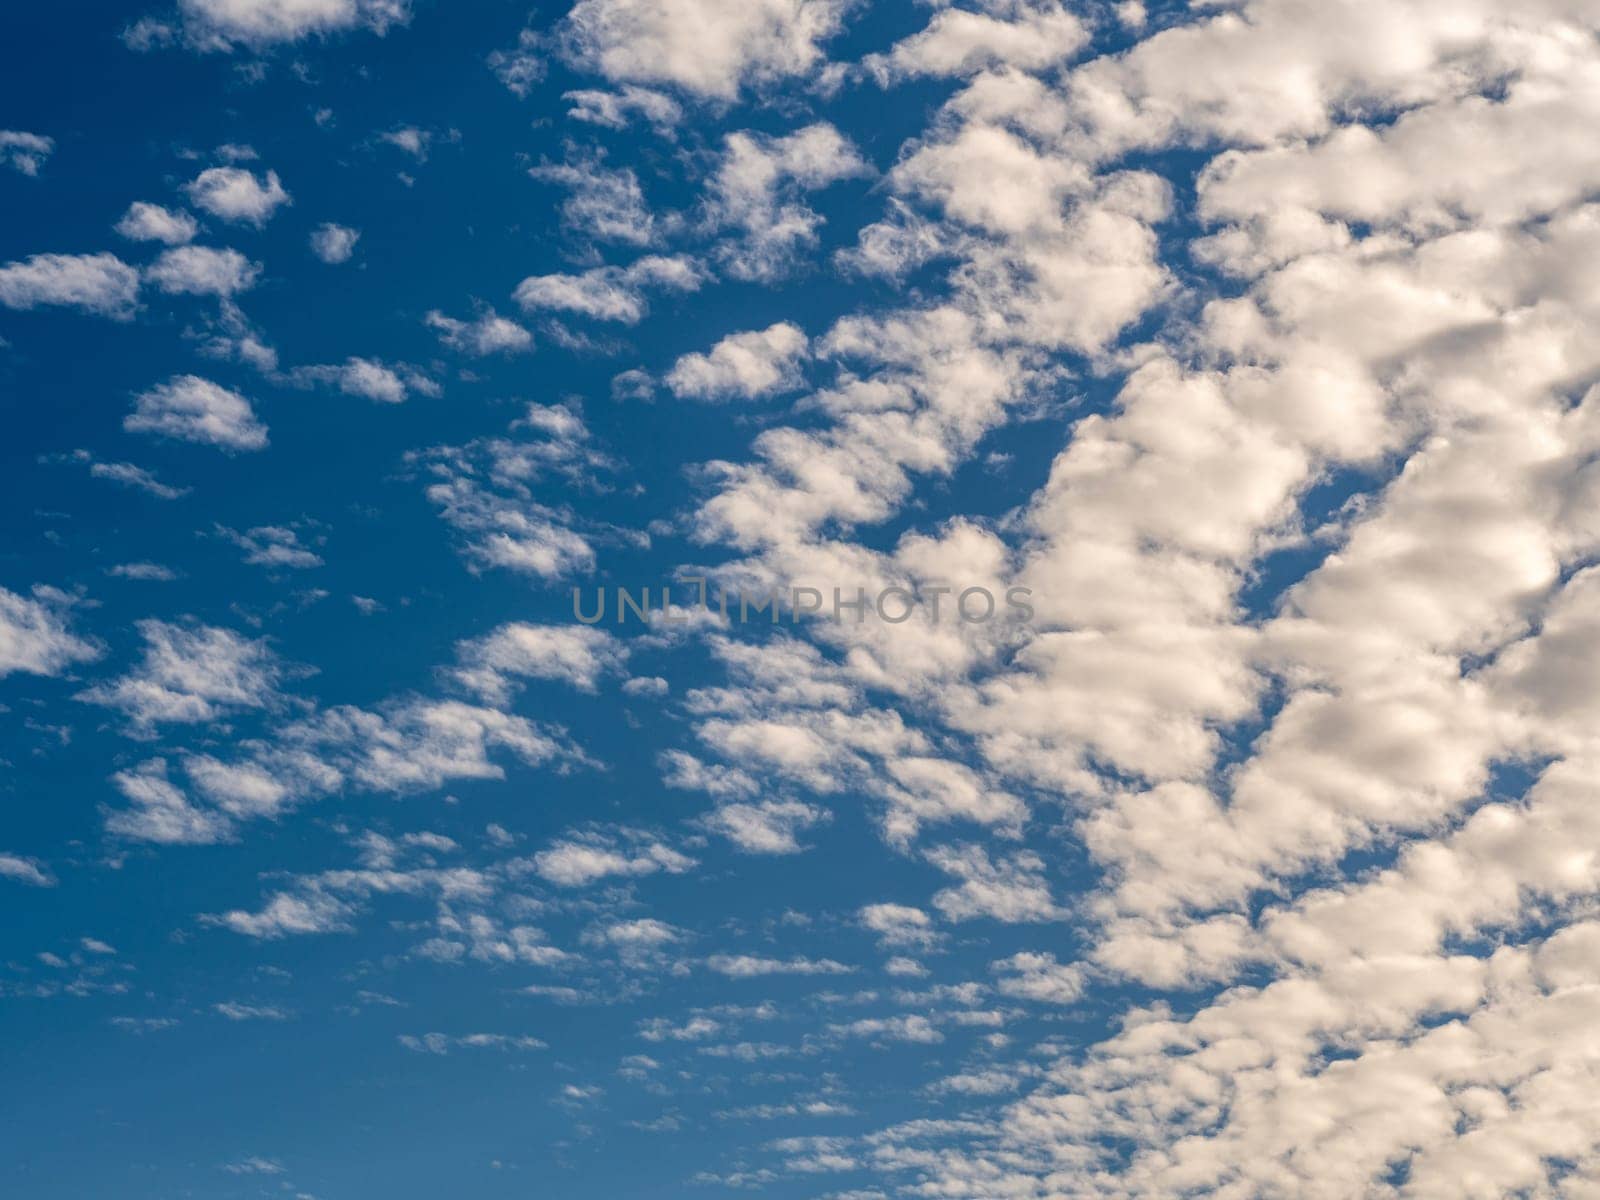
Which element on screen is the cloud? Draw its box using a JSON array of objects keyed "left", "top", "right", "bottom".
[
  {"left": 288, "top": 357, "right": 434, "bottom": 404},
  {"left": 926, "top": 845, "right": 1061, "bottom": 924},
  {"left": 990, "top": 951, "right": 1084, "bottom": 1004},
  {"left": 107, "top": 562, "right": 178, "bottom": 581},
  {"left": 125, "top": 375, "right": 268, "bottom": 450},
  {"left": 74, "top": 452, "right": 190, "bottom": 500},
  {"left": 451, "top": 622, "right": 626, "bottom": 701},
  {"left": 864, "top": 0, "right": 1087, "bottom": 81},
  {"left": 0, "top": 854, "right": 55, "bottom": 887},
  {"left": 0, "top": 130, "right": 53, "bottom": 175},
  {"left": 425, "top": 308, "right": 533, "bottom": 356},
  {"left": 705, "top": 954, "right": 853, "bottom": 977},
  {"left": 0, "top": 252, "right": 141, "bottom": 319},
  {"left": 309, "top": 222, "right": 359, "bottom": 263},
  {"left": 559, "top": 0, "right": 851, "bottom": 100},
  {"left": 513, "top": 254, "right": 703, "bottom": 324},
  {"left": 586, "top": 918, "right": 684, "bottom": 948},
  {"left": 531, "top": 835, "right": 695, "bottom": 887},
  {"left": 488, "top": 28, "right": 545, "bottom": 97},
  {"left": 563, "top": 85, "right": 682, "bottom": 130},
  {"left": 144, "top": 245, "right": 260, "bottom": 297},
  {"left": 106, "top": 759, "right": 235, "bottom": 845},
  {"left": 700, "top": 799, "right": 828, "bottom": 854},
  {"left": 115, "top": 202, "right": 198, "bottom": 245},
  {"left": 530, "top": 152, "right": 657, "bottom": 246},
  {"left": 703, "top": 123, "right": 871, "bottom": 282},
  {"left": 666, "top": 322, "right": 809, "bottom": 401},
  {"left": 79, "top": 620, "right": 285, "bottom": 728},
  {"left": 858, "top": 903, "right": 938, "bottom": 949},
  {"left": 412, "top": 403, "right": 609, "bottom": 580},
  {"left": 213, "top": 1001, "right": 288, "bottom": 1021},
  {"left": 399, "top": 1032, "right": 545, "bottom": 1054},
  {"left": 0, "top": 586, "right": 99, "bottom": 679},
  {"left": 219, "top": 524, "right": 324, "bottom": 569},
  {"left": 184, "top": 167, "right": 290, "bottom": 226},
  {"left": 830, "top": 1014, "right": 941, "bottom": 1043},
  {"left": 168, "top": 0, "right": 409, "bottom": 49}
]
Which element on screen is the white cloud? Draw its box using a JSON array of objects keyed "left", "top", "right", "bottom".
[
  {"left": 865, "top": 1, "right": 1087, "bottom": 81},
  {"left": 451, "top": 622, "right": 626, "bottom": 701},
  {"left": 213, "top": 1001, "right": 287, "bottom": 1021},
  {"left": 125, "top": 375, "right": 268, "bottom": 450},
  {"left": 926, "top": 845, "right": 1061, "bottom": 924},
  {"left": 858, "top": 903, "right": 937, "bottom": 949},
  {"left": 115, "top": 202, "right": 198, "bottom": 245},
  {"left": 400, "top": 1032, "right": 545, "bottom": 1054},
  {"left": 171, "top": 0, "right": 409, "bottom": 48},
  {"left": 290, "top": 357, "right": 431, "bottom": 404},
  {"left": 830, "top": 1014, "right": 941, "bottom": 1044},
  {"left": 532, "top": 836, "right": 695, "bottom": 887},
  {"left": 0, "top": 130, "right": 53, "bottom": 175},
  {"left": 587, "top": 918, "right": 684, "bottom": 948},
  {"left": 665, "top": 322, "right": 808, "bottom": 401},
  {"left": 990, "top": 951, "right": 1084, "bottom": 1004},
  {"left": 219, "top": 524, "right": 323, "bottom": 569},
  {"left": 379, "top": 126, "right": 431, "bottom": 159},
  {"left": 705, "top": 954, "right": 853, "bottom": 977},
  {"left": 488, "top": 28, "right": 544, "bottom": 97},
  {"left": 80, "top": 621, "right": 285, "bottom": 728},
  {"left": 184, "top": 167, "right": 290, "bottom": 226},
  {"left": 563, "top": 85, "right": 682, "bottom": 130},
  {"left": 513, "top": 253, "right": 703, "bottom": 324},
  {"left": 87, "top": 458, "right": 190, "bottom": 499},
  {"left": 0, "top": 252, "right": 141, "bottom": 319},
  {"left": 413, "top": 402, "right": 608, "bottom": 581},
  {"left": 700, "top": 799, "right": 828, "bottom": 854},
  {"left": 309, "top": 222, "right": 359, "bottom": 263},
  {"left": 106, "top": 759, "right": 234, "bottom": 845},
  {"left": 0, "top": 586, "right": 99, "bottom": 679},
  {"left": 704, "top": 123, "right": 871, "bottom": 281},
  {"left": 530, "top": 153, "right": 656, "bottom": 246},
  {"left": 144, "top": 245, "right": 260, "bottom": 297},
  {"left": 0, "top": 853, "right": 55, "bottom": 887},
  {"left": 559, "top": 0, "right": 851, "bottom": 99},
  {"left": 425, "top": 308, "right": 533, "bottom": 356},
  {"left": 107, "top": 562, "right": 178, "bottom": 581}
]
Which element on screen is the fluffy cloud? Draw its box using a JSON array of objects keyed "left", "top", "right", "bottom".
[
  {"left": 80, "top": 620, "right": 285, "bottom": 728},
  {"left": 184, "top": 167, "right": 290, "bottom": 226},
  {"left": 0, "top": 853, "right": 56, "bottom": 887},
  {"left": 513, "top": 253, "right": 703, "bottom": 324},
  {"left": 424, "top": 308, "right": 533, "bottom": 356},
  {"left": 451, "top": 622, "right": 626, "bottom": 701},
  {"left": 143, "top": 245, "right": 260, "bottom": 297},
  {"left": 559, "top": 0, "right": 851, "bottom": 100},
  {"left": 0, "top": 586, "right": 99, "bottom": 679},
  {"left": 665, "top": 322, "right": 808, "bottom": 401},
  {"left": 115, "top": 202, "right": 198, "bottom": 245},
  {"left": 529, "top": 152, "right": 657, "bottom": 245},
  {"left": 308, "top": 222, "right": 359, "bottom": 263},
  {"left": 1, "top": 130, "right": 55, "bottom": 175},
  {"left": 168, "top": 0, "right": 409, "bottom": 49},
  {"left": 0, "top": 252, "right": 141, "bottom": 319},
  {"left": 531, "top": 835, "right": 695, "bottom": 887},
  {"left": 124, "top": 375, "right": 268, "bottom": 450},
  {"left": 699, "top": 799, "right": 828, "bottom": 854},
  {"left": 704, "top": 123, "right": 871, "bottom": 281},
  {"left": 705, "top": 954, "right": 853, "bottom": 977},
  {"left": 412, "top": 403, "right": 609, "bottom": 580}
]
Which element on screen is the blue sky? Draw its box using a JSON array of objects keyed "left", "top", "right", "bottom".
[{"left": 7, "top": 1, "right": 1600, "bottom": 1198}]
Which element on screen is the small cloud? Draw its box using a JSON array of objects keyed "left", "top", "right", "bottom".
[{"left": 309, "top": 223, "right": 359, "bottom": 264}]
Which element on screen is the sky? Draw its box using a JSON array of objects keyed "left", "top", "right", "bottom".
[{"left": 4, "top": 0, "right": 1600, "bottom": 1197}]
